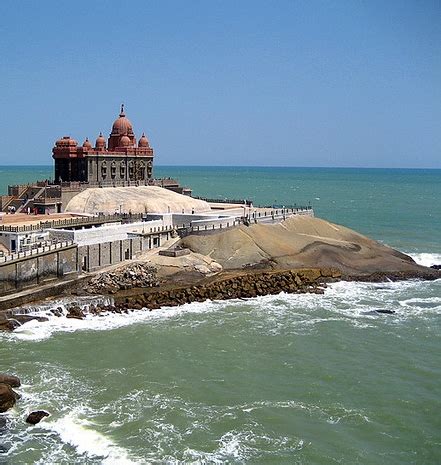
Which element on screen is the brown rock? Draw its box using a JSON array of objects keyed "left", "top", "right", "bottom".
[
  {"left": 13, "top": 315, "right": 49, "bottom": 324},
  {"left": 0, "top": 374, "right": 21, "bottom": 388},
  {"left": 66, "top": 305, "right": 85, "bottom": 320},
  {"left": 300, "top": 269, "right": 322, "bottom": 282},
  {"left": 0, "top": 319, "right": 21, "bottom": 332},
  {"left": 25, "top": 410, "right": 50, "bottom": 425},
  {"left": 0, "top": 383, "right": 19, "bottom": 413}
]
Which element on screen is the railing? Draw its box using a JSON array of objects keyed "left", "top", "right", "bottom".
[
  {"left": 194, "top": 196, "right": 253, "bottom": 206},
  {"left": 0, "top": 213, "right": 144, "bottom": 233},
  {"left": 0, "top": 240, "right": 75, "bottom": 264},
  {"left": 178, "top": 207, "right": 314, "bottom": 236}
]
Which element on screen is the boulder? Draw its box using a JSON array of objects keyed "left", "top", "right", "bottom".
[
  {"left": 66, "top": 305, "right": 85, "bottom": 320},
  {"left": 13, "top": 315, "right": 49, "bottom": 325},
  {"left": 0, "top": 319, "right": 21, "bottom": 332},
  {"left": 25, "top": 410, "right": 50, "bottom": 425},
  {"left": 50, "top": 307, "right": 63, "bottom": 317},
  {"left": 0, "top": 374, "right": 21, "bottom": 388},
  {"left": 0, "top": 383, "right": 19, "bottom": 413}
]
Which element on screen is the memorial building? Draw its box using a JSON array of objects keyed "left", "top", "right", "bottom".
[{"left": 52, "top": 105, "right": 154, "bottom": 184}]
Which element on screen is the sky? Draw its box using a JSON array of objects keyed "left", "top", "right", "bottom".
[{"left": 0, "top": 0, "right": 440, "bottom": 168}]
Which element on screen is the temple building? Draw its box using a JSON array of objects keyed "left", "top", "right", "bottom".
[
  {"left": 53, "top": 105, "right": 154, "bottom": 185},
  {"left": 1, "top": 106, "right": 190, "bottom": 214}
]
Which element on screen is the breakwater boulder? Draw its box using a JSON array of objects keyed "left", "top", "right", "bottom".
[
  {"left": 114, "top": 267, "right": 342, "bottom": 310},
  {"left": 0, "top": 318, "right": 21, "bottom": 332},
  {"left": 66, "top": 305, "right": 85, "bottom": 320}
]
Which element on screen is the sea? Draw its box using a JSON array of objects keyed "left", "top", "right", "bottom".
[{"left": 0, "top": 165, "right": 440, "bottom": 464}]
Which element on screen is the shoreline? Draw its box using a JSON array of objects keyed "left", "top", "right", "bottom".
[{"left": 1, "top": 265, "right": 439, "bottom": 328}]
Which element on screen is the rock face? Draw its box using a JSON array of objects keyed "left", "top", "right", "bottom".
[
  {"left": 180, "top": 215, "right": 437, "bottom": 278},
  {"left": 82, "top": 262, "right": 158, "bottom": 294},
  {"left": 0, "top": 383, "right": 20, "bottom": 413},
  {"left": 26, "top": 410, "right": 50, "bottom": 425},
  {"left": 0, "top": 374, "right": 21, "bottom": 388},
  {"left": 65, "top": 186, "right": 210, "bottom": 215}
]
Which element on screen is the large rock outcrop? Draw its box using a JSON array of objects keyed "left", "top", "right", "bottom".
[
  {"left": 0, "top": 384, "right": 19, "bottom": 413},
  {"left": 65, "top": 186, "right": 210, "bottom": 215},
  {"left": 179, "top": 215, "right": 436, "bottom": 277},
  {"left": 0, "top": 374, "right": 21, "bottom": 388}
]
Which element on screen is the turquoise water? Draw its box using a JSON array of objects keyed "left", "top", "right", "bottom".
[
  {"left": 1, "top": 165, "right": 439, "bottom": 253},
  {"left": 1, "top": 166, "right": 441, "bottom": 464}
]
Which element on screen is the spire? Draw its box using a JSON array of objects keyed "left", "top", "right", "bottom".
[{"left": 120, "top": 103, "right": 125, "bottom": 117}]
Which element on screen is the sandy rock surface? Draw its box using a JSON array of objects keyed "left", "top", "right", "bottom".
[
  {"left": 66, "top": 186, "right": 210, "bottom": 215},
  {"left": 146, "top": 251, "right": 223, "bottom": 278},
  {"left": 179, "top": 215, "right": 433, "bottom": 276}
]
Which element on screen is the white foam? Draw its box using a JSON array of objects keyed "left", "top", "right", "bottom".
[
  {"left": 3, "top": 270, "right": 441, "bottom": 343},
  {"left": 3, "top": 298, "right": 219, "bottom": 342},
  {"left": 44, "top": 411, "right": 136, "bottom": 464},
  {"left": 408, "top": 252, "right": 441, "bottom": 267}
]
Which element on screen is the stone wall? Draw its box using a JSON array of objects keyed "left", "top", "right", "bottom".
[{"left": 0, "top": 244, "right": 78, "bottom": 295}]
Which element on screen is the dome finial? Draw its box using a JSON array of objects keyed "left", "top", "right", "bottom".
[{"left": 120, "top": 103, "right": 125, "bottom": 116}]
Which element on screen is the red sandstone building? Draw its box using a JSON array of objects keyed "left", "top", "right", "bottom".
[
  {"left": 0, "top": 106, "right": 189, "bottom": 214},
  {"left": 53, "top": 105, "right": 154, "bottom": 184}
]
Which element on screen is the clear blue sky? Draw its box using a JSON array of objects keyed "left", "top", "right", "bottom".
[{"left": 0, "top": 0, "right": 440, "bottom": 168}]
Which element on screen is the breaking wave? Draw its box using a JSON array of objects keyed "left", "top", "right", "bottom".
[{"left": 408, "top": 252, "right": 441, "bottom": 267}]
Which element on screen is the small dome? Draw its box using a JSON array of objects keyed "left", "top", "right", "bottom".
[
  {"left": 82, "top": 137, "right": 92, "bottom": 149},
  {"left": 95, "top": 132, "right": 106, "bottom": 149},
  {"left": 120, "top": 135, "right": 131, "bottom": 147},
  {"left": 138, "top": 132, "right": 149, "bottom": 147},
  {"left": 111, "top": 104, "right": 133, "bottom": 136},
  {"left": 55, "top": 136, "right": 77, "bottom": 147}
]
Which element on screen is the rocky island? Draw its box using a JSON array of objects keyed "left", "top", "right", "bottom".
[{"left": 0, "top": 107, "right": 439, "bottom": 324}]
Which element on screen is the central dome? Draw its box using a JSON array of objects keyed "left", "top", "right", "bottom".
[{"left": 111, "top": 104, "right": 133, "bottom": 135}]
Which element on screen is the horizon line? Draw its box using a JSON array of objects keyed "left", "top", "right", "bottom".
[{"left": 0, "top": 164, "right": 440, "bottom": 171}]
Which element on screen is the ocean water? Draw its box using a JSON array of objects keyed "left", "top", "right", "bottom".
[{"left": 0, "top": 166, "right": 440, "bottom": 464}]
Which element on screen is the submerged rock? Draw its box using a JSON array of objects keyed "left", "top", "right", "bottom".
[
  {"left": 0, "top": 374, "right": 21, "bottom": 388},
  {"left": 0, "top": 383, "right": 20, "bottom": 413},
  {"left": 25, "top": 410, "right": 50, "bottom": 425},
  {"left": 363, "top": 309, "right": 396, "bottom": 316}
]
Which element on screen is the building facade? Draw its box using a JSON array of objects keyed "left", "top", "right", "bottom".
[{"left": 52, "top": 105, "right": 154, "bottom": 184}]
